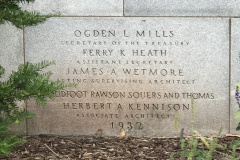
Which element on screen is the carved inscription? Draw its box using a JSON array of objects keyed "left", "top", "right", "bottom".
[
  {"left": 25, "top": 18, "right": 229, "bottom": 136},
  {"left": 49, "top": 23, "right": 218, "bottom": 134}
]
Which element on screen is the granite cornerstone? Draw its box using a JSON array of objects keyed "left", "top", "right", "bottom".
[{"left": 1, "top": 0, "right": 240, "bottom": 137}]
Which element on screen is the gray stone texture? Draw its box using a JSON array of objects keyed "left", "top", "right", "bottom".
[
  {"left": 20, "top": 0, "right": 123, "bottom": 16},
  {"left": 0, "top": 23, "right": 26, "bottom": 134},
  {"left": 231, "top": 18, "right": 240, "bottom": 134},
  {"left": 124, "top": 0, "right": 240, "bottom": 16},
  {"left": 0, "top": 23, "right": 24, "bottom": 80},
  {"left": 25, "top": 18, "right": 229, "bottom": 137}
]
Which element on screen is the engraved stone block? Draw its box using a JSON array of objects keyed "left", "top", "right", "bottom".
[{"left": 25, "top": 18, "right": 229, "bottom": 137}]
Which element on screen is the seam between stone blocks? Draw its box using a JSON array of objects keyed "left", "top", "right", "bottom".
[
  {"left": 22, "top": 28, "right": 25, "bottom": 64},
  {"left": 53, "top": 15, "right": 240, "bottom": 19},
  {"left": 23, "top": 28, "right": 29, "bottom": 135},
  {"left": 123, "top": 0, "right": 125, "bottom": 17},
  {"left": 229, "top": 18, "right": 232, "bottom": 134}
]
